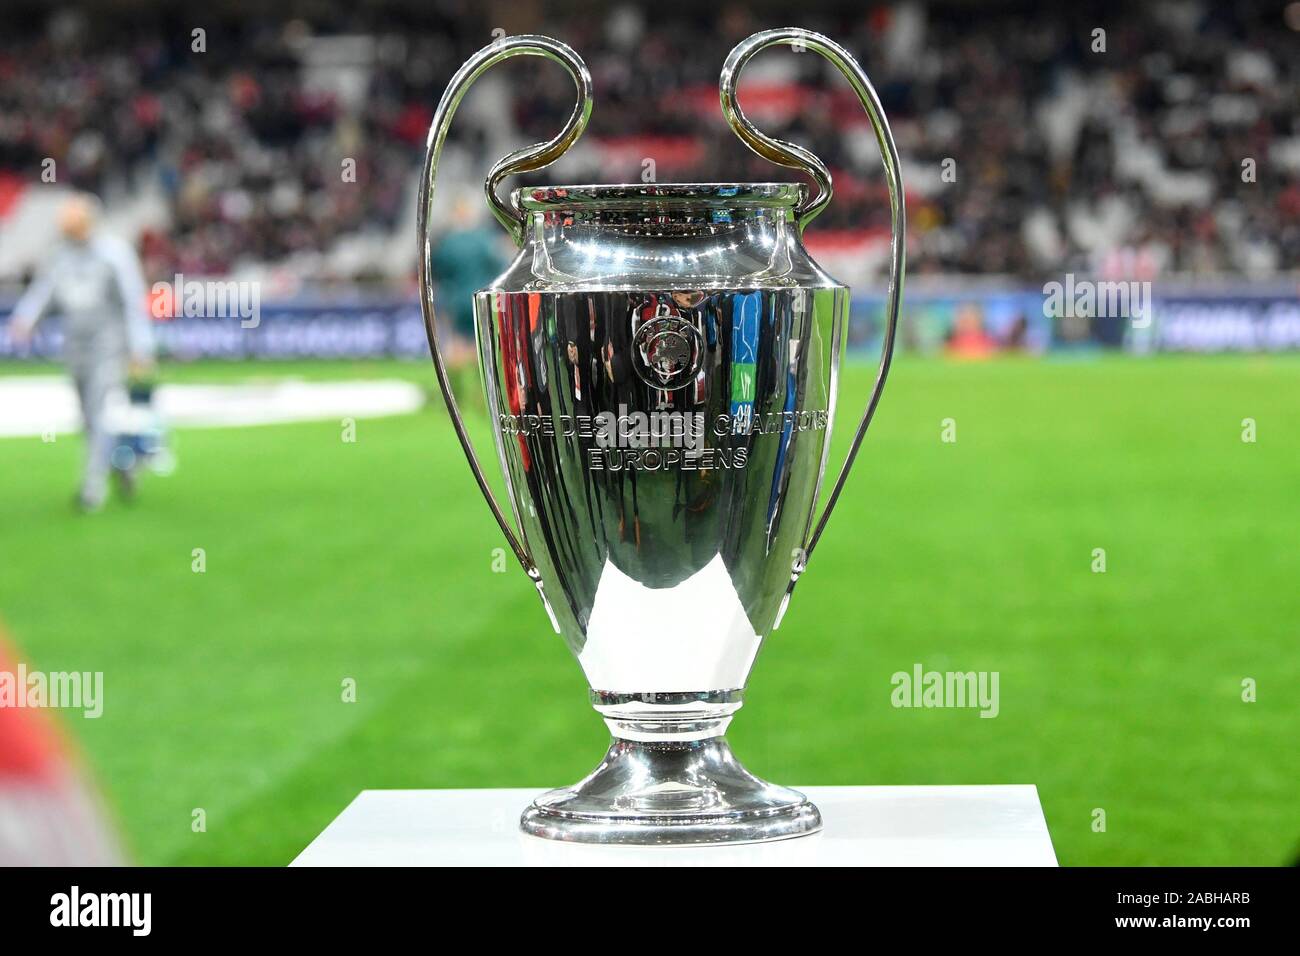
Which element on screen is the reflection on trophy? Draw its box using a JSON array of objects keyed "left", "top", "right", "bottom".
[{"left": 418, "top": 29, "right": 905, "bottom": 844}]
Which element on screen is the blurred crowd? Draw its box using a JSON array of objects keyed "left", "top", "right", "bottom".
[{"left": 0, "top": 1, "right": 1296, "bottom": 282}]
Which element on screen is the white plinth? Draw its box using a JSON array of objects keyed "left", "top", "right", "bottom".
[{"left": 292, "top": 785, "right": 1057, "bottom": 866}]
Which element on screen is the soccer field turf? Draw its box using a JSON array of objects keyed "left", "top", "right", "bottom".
[{"left": 1, "top": 355, "right": 1296, "bottom": 865}]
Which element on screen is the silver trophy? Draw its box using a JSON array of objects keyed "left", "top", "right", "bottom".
[{"left": 419, "top": 29, "right": 904, "bottom": 844}]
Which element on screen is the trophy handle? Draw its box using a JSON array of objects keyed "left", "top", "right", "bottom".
[
  {"left": 418, "top": 36, "right": 593, "bottom": 629},
  {"left": 720, "top": 29, "right": 906, "bottom": 623}
]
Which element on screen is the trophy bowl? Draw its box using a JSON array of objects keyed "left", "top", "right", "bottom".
[{"left": 418, "top": 30, "right": 904, "bottom": 845}]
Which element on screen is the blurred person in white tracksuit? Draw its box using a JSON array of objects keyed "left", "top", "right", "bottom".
[{"left": 7, "top": 195, "right": 155, "bottom": 511}]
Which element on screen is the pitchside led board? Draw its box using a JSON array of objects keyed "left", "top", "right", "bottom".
[{"left": 4, "top": 285, "right": 1296, "bottom": 362}]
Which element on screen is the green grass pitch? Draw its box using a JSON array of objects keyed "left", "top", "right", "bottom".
[{"left": 1, "top": 355, "right": 1296, "bottom": 865}]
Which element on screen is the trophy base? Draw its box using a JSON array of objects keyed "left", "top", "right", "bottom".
[{"left": 520, "top": 737, "right": 822, "bottom": 845}]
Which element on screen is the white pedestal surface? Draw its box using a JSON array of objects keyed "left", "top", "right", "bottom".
[{"left": 292, "top": 785, "right": 1057, "bottom": 866}]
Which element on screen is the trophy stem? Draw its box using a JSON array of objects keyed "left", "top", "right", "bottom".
[
  {"left": 591, "top": 689, "right": 742, "bottom": 742},
  {"left": 520, "top": 696, "right": 822, "bottom": 845}
]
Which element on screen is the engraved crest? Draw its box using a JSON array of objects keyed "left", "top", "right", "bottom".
[{"left": 632, "top": 302, "right": 703, "bottom": 390}]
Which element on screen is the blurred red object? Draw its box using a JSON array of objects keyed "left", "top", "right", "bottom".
[
  {"left": 947, "top": 304, "right": 999, "bottom": 360},
  {"left": 0, "top": 625, "right": 124, "bottom": 866}
]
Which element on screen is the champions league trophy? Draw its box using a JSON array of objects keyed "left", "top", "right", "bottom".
[{"left": 419, "top": 29, "right": 905, "bottom": 844}]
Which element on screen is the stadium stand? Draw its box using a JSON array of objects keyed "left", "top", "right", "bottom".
[{"left": 0, "top": 2, "right": 1296, "bottom": 288}]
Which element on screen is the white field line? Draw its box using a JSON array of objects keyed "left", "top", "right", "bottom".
[{"left": 0, "top": 375, "right": 425, "bottom": 438}]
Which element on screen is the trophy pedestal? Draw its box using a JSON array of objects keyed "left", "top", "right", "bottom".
[
  {"left": 293, "top": 785, "right": 1058, "bottom": 866},
  {"left": 519, "top": 737, "right": 822, "bottom": 845}
]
